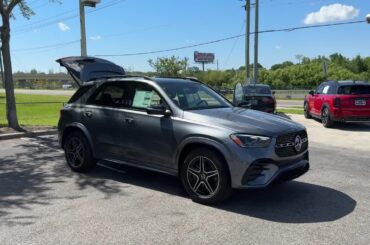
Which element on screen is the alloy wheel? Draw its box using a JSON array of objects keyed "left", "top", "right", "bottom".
[
  {"left": 322, "top": 108, "right": 329, "bottom": 125},
  {"left": 65, "top": 137, "right": 85, "bottom": 168},
  {"left": 186, "top": 156, "right": 220, "bottom": 198}
]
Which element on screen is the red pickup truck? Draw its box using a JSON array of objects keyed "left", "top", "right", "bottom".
[{"left": 304, "top": 81, "right": 370, "bottom": 127}]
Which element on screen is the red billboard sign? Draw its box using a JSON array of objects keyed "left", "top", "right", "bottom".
[{"left": 194, "top": 51, "right": 215, "bottom": 63}]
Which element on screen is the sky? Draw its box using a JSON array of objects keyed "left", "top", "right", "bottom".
[{"left": 7, "top": 0, "right": 370, "bottom": 73}]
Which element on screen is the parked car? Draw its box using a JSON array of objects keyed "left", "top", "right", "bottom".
[
  {"left": 57, "top": 57, "right": 309, "bottom": 205},
  {"left": 304, "top": 80, "right": 370, "bottom": 127},
  {"left": 233, "top": 83, "right": 276, "bottom": 113}
]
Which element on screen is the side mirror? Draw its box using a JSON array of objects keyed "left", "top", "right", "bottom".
[
  {"left": 238, "top": 102, "right": 251, "bottom": 108},
  {"left": 309, "top": 90, "right": 315, "bottom": 96},
  {"left": 272, "top": 91, "right": 276, "bottom": 95},
  {"left": 146, "top": 105, "right": 171, "bottom": 116}
]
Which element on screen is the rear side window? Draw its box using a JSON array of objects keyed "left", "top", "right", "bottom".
[
  {"left": 337, "top": 85, "right": 370, "bottom": 95},
  {"left": 88, "top": 83, "right": 128, "bottom": 108},
  {"left": 68, "top": 85, "right": 93, "bottom": 103}
]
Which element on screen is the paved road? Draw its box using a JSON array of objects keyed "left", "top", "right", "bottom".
[{"left": 1, "top": 117, "right": 370, "bottom": 244}]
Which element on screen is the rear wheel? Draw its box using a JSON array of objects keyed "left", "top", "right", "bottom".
[
  {"left": 181, "top": 148, "right": 231, "bottom": 205},
  {"left": 303, "top": 102, "right": 312, "bottom": 119},
  {"left": 63, "top": 131, "right": 96, "bottom": 172},
  {"left": 321, "top": 107, "right": 334, "bottom": 128}
]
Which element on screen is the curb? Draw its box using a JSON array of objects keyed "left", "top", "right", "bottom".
[{"left": 0, "top": 129, "right": 58, "bottom": 141}]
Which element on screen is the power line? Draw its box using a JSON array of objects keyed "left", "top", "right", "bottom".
[
  {"left": 13, "top": 0, "right": 126, "bottom": 35},
  {"left": 95, "top": 20, "right": 366, "bottom": 57}
]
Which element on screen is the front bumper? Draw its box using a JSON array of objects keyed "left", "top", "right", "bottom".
[{"left": 226, "top": 138, "right": 309, "bottom": 189}]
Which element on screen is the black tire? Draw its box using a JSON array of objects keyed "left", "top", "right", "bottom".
[
  {"left": 303, "top": 102, "right": 312, "bottom": 119},
  {"left": 180, "top": 148, "right": 231, "bottom": 205},
  {"left": 63, "top": 131, "right": 97, "bottom": 172},
  {"left": 321, "top": 106, "right": 334, "bottom": 128}
]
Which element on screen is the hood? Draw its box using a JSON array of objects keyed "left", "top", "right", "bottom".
[
  {"left": 56, "top": 56, "right": 125, "bottom": 86},
  {"left": 183, "top": 107, "right": 305, "bottom": 137}
]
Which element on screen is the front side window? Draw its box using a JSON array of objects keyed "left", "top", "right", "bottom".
[
  {"left": 131, "top": 83, "right": 164, "bottom": 110},
  {"left": 316, "top": 84, "right": 326, "bottom": 94},
  {"left": 160, "top": 82, "right": 231, "bottom": 110},
  {"left": 322, "top": 85, "right": 330, "bottom": 94}
]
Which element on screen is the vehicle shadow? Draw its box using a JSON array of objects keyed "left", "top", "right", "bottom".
[
  {"left": 0, "top": 135, "right": 356, "bottom": 226},
  {"left": 0, "top": 136, "right": 125, "bottom": 226},
  {"left": 91, "top": 161, "right": 356, "bottom": 224},
  {"left": 312, "top": 118, "right": 370, "bottom": 132}
]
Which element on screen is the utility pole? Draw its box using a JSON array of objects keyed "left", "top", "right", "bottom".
[
  {"left": 253, "top": 0, "right": 259, "bottom": 85},
  {"left": 79, "top": 0, "right": 87, "bottom": 56},
  {"left": 79, "top": 0, "right": 101, "bottom": 56},
  {"left": 245, "top": 0, "right": 251, "bottom": 84}
]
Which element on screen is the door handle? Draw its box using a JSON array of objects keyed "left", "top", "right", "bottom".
[
  {"left": 125, "top": 117, "right": 134, "bottom": 124},
  {"left": 84, "top": 111, "right": 93, "bottom": 118}
]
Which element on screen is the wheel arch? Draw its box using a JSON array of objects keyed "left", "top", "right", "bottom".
[
  {"left": 61, "top": 123, "right": 94, "bottom": 152},
  {"left": 176, "top": 139, "right": 231, "bottom": 180}
]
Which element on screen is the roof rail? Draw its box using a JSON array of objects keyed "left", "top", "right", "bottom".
[
  {"left": 89, "top": 74, "right": 154, "bottom": 82},
  {"left": 184, "top": 76, "right": 203, "bottom": 83}
]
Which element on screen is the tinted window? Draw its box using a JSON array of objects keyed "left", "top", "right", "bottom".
[
  {"left": 131, "top": 83, "right": 164, "bottom": 110},
  {"left": 68, "top": 85, "right": 93, "bottom": 103},
  {"left": 234, "top": 83, "right": 243, "bottom": 103},
  {"left": 89, "top": 83, "right": 127, "bottom": 107},
  {"left": 160, "top": 82, "right": 231, "bottom": 110},
  {"left": 316, "top": 84, "right": 326, "bottom": 94},
  {"left": 243, "top": 86, "right": 271, "bottom": 94},
  {"left": 322, "top": 85, "right": 330, "bottom": 94},
  {"left": 337, "top": 85, "right": 370, "bottom": 95}
]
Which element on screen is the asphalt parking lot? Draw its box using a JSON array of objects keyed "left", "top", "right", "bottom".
[{"left": 1, "top": 115, "right": 369, "bottom": 244}]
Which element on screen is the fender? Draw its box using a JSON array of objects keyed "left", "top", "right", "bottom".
[{"left": 174, "top": 136, "right": 232, "bottom": 170}]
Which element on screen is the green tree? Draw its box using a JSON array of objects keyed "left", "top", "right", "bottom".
[
  {"left": 148, "top": 56, "right": 189, "bottom": 77},
  {"left": 0, "top": 0, "right": 56, "bottom": 130}
]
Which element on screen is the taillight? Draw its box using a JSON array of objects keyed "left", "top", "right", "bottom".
[
  {"left": 262, "top": 97, "right": 274, "bottom": 103},
  {"left": 334, "top": 98, "right": 341, "bottom": 108}
]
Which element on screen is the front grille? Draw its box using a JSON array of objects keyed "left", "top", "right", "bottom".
[{"left": 275, "top": 130, "right": 308, "bottom": 157}]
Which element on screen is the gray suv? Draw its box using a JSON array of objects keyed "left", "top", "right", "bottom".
[{"left": 57, "top": 57, "right": 309, "bottom": 205}]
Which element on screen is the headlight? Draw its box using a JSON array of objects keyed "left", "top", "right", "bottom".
[{"left": 230, "top": 134, "right": 271, "bottom": 148}]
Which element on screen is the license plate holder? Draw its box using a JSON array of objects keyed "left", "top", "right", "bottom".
[
  {"left": 355, "top": 99, "right": 366, "bottom": 106},
  {"left": 250, "top": 99, "right": 258, "bottom": 105}
]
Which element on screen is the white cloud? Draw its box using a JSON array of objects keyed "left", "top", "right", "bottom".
[
  {"left": 58, "top": 22, "right": 70, "bottom": 32},
  {"left": 304, "top": 3, "right": 359, "bottom": 25},
  {"left": 275, "top": 45, "right": 282, "bottom": 50},
  {"left": 90, "top": 35, "right": 102, "bottom": 41}
]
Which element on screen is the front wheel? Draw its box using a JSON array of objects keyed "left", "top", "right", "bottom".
[
  {"left": 63, "top": 131, "right": 97, "bottom": 172},
  {"left": 181, "top": 148, "right": 231, "bottom": 205},
  {"left": 321, "top": 107, "right": 334, "bottom": 128}
]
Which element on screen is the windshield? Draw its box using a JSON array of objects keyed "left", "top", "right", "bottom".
[
  {"left": 243, "top": 86, "right": 271, "bottom": 95},
  {"left": 160, "top": 82, "right": 232, "bottom": 110},
  {"left": 337, "top": 85, "right": 370, "bottom": 95}
]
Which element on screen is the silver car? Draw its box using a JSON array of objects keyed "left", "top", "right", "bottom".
[{"left": 57, "top": 57, "right": 309, "bottom": 205}]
